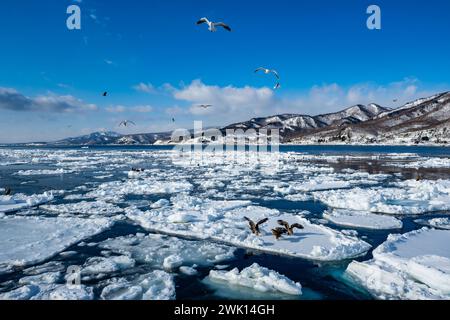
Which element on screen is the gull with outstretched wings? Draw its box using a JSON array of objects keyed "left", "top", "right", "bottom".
[
  {"left": 197, "top": 17, "right": 231, "bottom": 32},
  {"left": 255, "top": 67, "right": 281, "bottom": 90}
]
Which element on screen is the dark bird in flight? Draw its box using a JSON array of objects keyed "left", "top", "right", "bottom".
[
  {"left": 271, "top": 227, "right": 287, "bottom": 240},
  {"left": 198, "top": 104, "right": 213, "bottom": 109},
  {"left": 172, "top": 118, "right": 176, "bottom": 123},
  {"left": 197, "top": 17, "right": 231, "bottom": 32},
  {"left": 103, "top": 92, "right": 108, "bottom": 97},
  {"left": 119, "top": 120, "right": 136, "bottom": 127},
  {"left": 244, "top": 217, "right": 269, "bottom": 236},
  {"left": 4, "top": 188, "right": 11, "bottom": 196},
  {"left": 278, "top": 220, "right": 304, "bottom": 235}
]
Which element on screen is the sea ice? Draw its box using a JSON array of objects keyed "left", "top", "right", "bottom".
[
  {"left": 0, "top": 216, "right": 114, "bottom": 272},
  {"left": 314, "top": 179, "right": 450, "bottom": 215},
  {"left": 98, "top": 233, "right": 236, "bottom": 269},
  {"left": 415, "top": 218, "right": 450, "bottom": 230},
  {"left": 86, "top": 179, "right": 193, "bottom": 202},
  {"left": 15, "top": 169, "right": 73, "bottom": 176},
  {"left": 324, "top": 209, "right": 403, "bottom": 230},
  {"left": 126, "top": 196, "right": 371, "bottom": 261},
  {"left": 0, "top": 192, "right": 54, "bottom": 213},
  {"left": 100, "top": 271, "right": 176, "bottom": 300},
  {"left": 345, "top": 228, "right": 450, "bottom": 299},
  {"left": 208, "top": 263, "right": 302, "bottom": 296},
  {"left": 179, "top": 266, "right": 198, "bottom": 276},
  {"left": 0, "top": 284, "right": 94, "bottom": 300},
  {"left": 41, "top": 201, "right": 123, "bottom": 216},
  {"left": 80, "top": 256, "right": 136, "bottom": 280}
]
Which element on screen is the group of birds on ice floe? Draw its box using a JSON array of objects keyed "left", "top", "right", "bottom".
[
  {"left": 103, "top": 17, "right": 280, "bottom": 129},
  {"left": 244, "top": 217, "right": 304, "bottom": 240}
]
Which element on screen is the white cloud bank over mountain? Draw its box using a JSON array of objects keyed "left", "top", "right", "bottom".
[{"left": 171, "top": 78, "right": 445, "bottom": 125}]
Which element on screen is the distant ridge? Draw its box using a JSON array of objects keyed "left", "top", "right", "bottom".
[{"left": 44, "top": 91, "right": 450, "bottom": 146}]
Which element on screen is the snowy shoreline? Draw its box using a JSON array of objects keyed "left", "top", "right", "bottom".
[{"left": 1, "top": 142, "right": 450, "bottom": 149}]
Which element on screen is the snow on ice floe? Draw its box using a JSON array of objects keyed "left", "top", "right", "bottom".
[
  {"left": 126, "top": 195, "right": 371, "bottom": 261},
  {"left": 415, "top": 218, "right": 450, "bottom": 230},
  {"left": 41, "top": 201, "right": 123, "bottom": 216},
  {"left": 401, "top": 157, "right": 450, "bottom": 169},
  {"left": 0, "top": 284, "right": 94, "bottom": 300},
  {"left": 207, "top": 263, "right": 302, "bottom": 296},
  {"left": 80, "top": 256, "right": 136, "bottom": 281},
  {"left": 345, "top": 228, "right": 450, "bottom": 300},
  {"left": 0, "top": 192, "right": 54, "bottom": 213},
  {"left": 179, "top": 266, "right": 198, "bottom": 276},
  {"left": 98, "top": 233, "right": 236, "bottom": 270},
  {"left": 100, "top": 271, "right": 175, "bottom": 300},
  {"left": 86, "top": 179, "right": 193, "bottom": 202},
  {"left": 18, "top": 271, "right": 62, "bottom": 285},
  {"left": 314, "top": 179, "right": 450, "bottom": 215},
  {"left": 15, "top": 169, "right": 74, "bottom": 176},
  {"left": 324, "top": 209, "right": 403, "bottom": 230},
  {"left": 0, "top": 216, "right": 114, "bottom": 274}
]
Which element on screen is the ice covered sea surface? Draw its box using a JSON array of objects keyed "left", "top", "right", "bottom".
[{"left": 1, "top": 145, "right": 450, "bottom": 300}]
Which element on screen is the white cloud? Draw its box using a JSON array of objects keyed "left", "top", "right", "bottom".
[
  {"left": 105, "top": 105, "right": 153, "bottom": 113},
  {"left": 133, "top": 82, "right": 156, "bottom": 94},
  {"left": 132, "top": 105, "right": 153, "bottom": 113},
  {"left": 169, "top": 78, "right": 446, "bottom": 125},
  {"left": 57, "top": 83, "right": 72, "bottom": 89},
  {"left": 105, "top": 105, "right": 126, "bottom": 113},
  {"left": 173, "top": 80, "right": 275, "bottom": 121}
]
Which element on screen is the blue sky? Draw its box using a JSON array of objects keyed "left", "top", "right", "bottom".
[{"left": 0, "top": 0, "right": 449, "bottom": 143}]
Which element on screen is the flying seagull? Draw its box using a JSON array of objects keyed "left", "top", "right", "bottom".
[
  {"left": 393, "top": 99, "right": 398, "bottom": 102},
  {"left": 103, "top": 92, "right": 108, "bottom": 97},
  {"left": 244, "top": 217, "right": 269, "bottom": 236},
  {"left": 255, "top": 67, "right": 281, "bottom": 90},
  {"left": 277, "top": 220, "right": 304, "bottom": 235},
  {"left": 196, "top": 17, "right": 231, "bottom": 32},
  {"left": 197, "top": 104, "right": 212, "bottom": 109},
  {"left": 119, "top": 120, "right": 136, "bottom": 127}
]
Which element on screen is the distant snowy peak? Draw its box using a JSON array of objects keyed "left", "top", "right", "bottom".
[
  {"left": 54, "top": 131, "right": 173, "bottom": 146},
  {"left": 55, "top": 131, "right": 122, "bottom": 145},
  {"left": 377, "top": 91, "right": 450, "bottom": 119},
  {"left": 292, "top": 91, "right": 450, "bottom": 145},
  {"left": 224, "top": 114, "right": 324, "bottom": 135},
  {"left": 224, "top": 104, "right": 388, "bottom": 136},
  {"left": 315, "top": 104, "right": 389, "bottom": 126}
]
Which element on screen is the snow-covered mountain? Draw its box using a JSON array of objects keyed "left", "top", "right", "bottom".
[
  {"left": 53, "top": 131, "right": 123, "bottom": 145},
  {"left": 53, "top": 131, "right": 172, "bottom": 145},
  {"left": 223, "top": 104, "right": 389, "bottom": 138},
  {"left": 292, "top": 91, "right": 450, "bottom": 145},
  {"left": 49, "top": 92, "right": 450, "bottom": 146}
]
